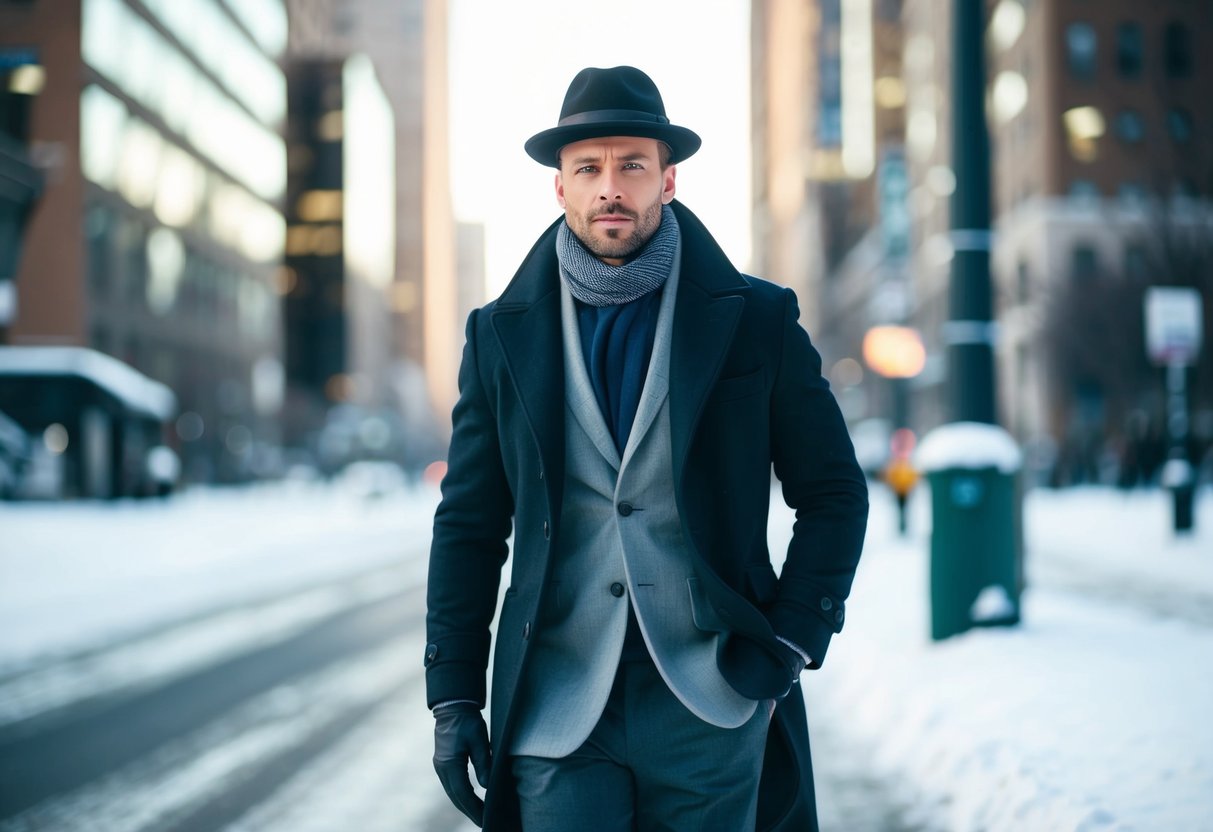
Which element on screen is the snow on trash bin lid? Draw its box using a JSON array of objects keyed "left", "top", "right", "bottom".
[{"left": 914, "top": 421, "right": 1022, "bottom": 474}]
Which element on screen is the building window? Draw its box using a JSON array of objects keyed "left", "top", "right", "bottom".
[
  {"left": 1116, "top": 22, "right": 1142, "bottom": 78},
  {"left": 1063, "top": 106, "right": 1105, "bottom": 162},
  {"left": 1071, "top": 245, "right": 1098, "bottom": 281},
  {"left": 1164, "top": 22, "right": 1192, "bottom": 78},
  {"left": 85, "top": 204, "right": 111, "bottom": 298},
  {"left": 1113, "top": 110, "right": 1145, "bottom": 143},
  {"left": 91, "top": 324, "right": 111, "bottom": 357},
  {"left": 1167, "top": 108, "right": 1193, "bottom": 142},
  {"left": 1066, "top": 22, "right": 1097, "bottom": 79},
  {"left": 1124, "top": 244, "right": 1147, "bottom": 279}
]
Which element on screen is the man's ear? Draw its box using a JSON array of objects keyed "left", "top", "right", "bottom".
[
  {"left": 555, "top": 173, "right": 566, "bottom": 209},
  {"left": 661, "top": 165, "right": 677, "bottom": 205}
]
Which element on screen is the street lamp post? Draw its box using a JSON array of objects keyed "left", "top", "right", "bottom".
[
  {"left": 915, "top": 0, "right": 1022, "bottom": 641},
  {"left": 946, "top": 0, "right": 996, "bottom": 421}
]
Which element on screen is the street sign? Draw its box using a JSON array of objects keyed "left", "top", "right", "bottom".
[{"left": 1145, "top": 287, "right": 1203, "bottom": 366}]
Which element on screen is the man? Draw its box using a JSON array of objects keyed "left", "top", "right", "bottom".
[{"left": 426, "top": 66, "right": 868, "bottom": 831}]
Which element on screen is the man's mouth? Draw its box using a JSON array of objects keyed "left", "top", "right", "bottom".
[{"left": 592, "top": 206, "right": 636, "bottom": 224}]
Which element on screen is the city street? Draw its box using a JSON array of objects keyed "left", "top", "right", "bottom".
[
  {"left": 0, "top": 481, "right": 934, "bottom": 832},
  {"left": 3, "top": 2, "right": 1210, "bottom": 830},
  {"left": 0, "top": 484, "right": 467, "bottom": 832},
  {"left": 2, "top": 480, "right": 1211, "bottom": 831}
]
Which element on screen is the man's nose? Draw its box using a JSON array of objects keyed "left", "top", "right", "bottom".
[{"left": 598, "top": 171, "right": 623, "bottom": 201}]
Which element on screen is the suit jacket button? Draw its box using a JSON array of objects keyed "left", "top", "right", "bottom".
[
  {"left": 424, "top": 643, "right": 438, "bottom": 666},
  {"left": 617, "top": 502, "right": 634, "bottom": 517},
  {"left": 522, "top": 621, "right": 531, "bottom": 639},
  {"left": 821, "top": 597, "right": 833, "bottom": 611},
  {"left": 543, "top": 520, "right": 550, "bottom": 539},
  {"left": 835, "top": 609, "right": 845, "bottom": 625},
  {"left": 610, "top": 582, "right": 625, "bottom": 597}
]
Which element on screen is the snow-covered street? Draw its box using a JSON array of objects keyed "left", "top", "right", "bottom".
[{"left": 1, "top": 480, "right": 1211, "bottom": 831}]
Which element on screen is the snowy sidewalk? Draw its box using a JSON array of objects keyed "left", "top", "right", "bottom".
[{"left": 793, "top": 484, "right": 1213, "bottom": 832}]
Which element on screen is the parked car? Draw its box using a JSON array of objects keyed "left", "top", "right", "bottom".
[{"left": 0, "top": 410, "right": 31, "bottom": 500}]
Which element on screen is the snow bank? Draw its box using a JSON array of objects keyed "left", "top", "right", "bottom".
[
  {"left": 787, "top": 485, "right": 1213, "bottom": 831},
  {"left": 0, "top": 481, "right": 440, "bottom": 670}
]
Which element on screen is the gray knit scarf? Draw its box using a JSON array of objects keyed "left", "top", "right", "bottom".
[{"left": 557, "top": 204, "right": 679, "bottom": 307}]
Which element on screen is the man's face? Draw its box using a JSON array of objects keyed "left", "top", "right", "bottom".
[{"left": 555, "top": 136, "right": 677, "bottom": 266}]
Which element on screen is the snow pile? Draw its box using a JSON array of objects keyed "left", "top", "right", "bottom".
[
  {"left": 915, "top": 422, "right": 1022, "bottom": 473},
  {"left": 787, "top": 485, "right": 1213, "bottom": 831}
]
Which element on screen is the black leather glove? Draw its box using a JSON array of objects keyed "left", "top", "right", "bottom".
[{"left": 433, "top": 702, "right": 492, "bottom": 827}]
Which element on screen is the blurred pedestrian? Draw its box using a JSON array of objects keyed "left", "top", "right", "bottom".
[
  {"left": 884, "top": 428, "right": 920, "bottom": 535},
  {"left": 425, "top": 66, "right": 868, "bottom": 832},
  {"left": 884, "top": 457, "right": 919, "bottom": 534}
]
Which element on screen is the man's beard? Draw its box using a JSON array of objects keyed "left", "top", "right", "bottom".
[{"left": 570, "top": 200, "right": 663, "bottom": 262}]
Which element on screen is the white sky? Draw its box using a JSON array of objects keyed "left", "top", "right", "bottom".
[{"left": 447, "top": 0, "right": 752, "bottom": 297}]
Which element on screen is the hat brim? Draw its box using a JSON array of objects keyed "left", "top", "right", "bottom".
[{"left": 525, "top": 122, "right": 702, "bottom": 168}]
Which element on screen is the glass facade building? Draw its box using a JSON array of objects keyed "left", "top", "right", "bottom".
[{"left": 2, "top": 0, "right": 290, "bottom": 485}]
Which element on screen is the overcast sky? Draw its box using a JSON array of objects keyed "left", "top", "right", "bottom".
[{"left": 448, "top": 0, "right": 752, "bottom": 296}]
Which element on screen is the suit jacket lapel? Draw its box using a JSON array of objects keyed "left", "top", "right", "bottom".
[
  {"left": 560, "top": 279, "right": 622, "bottom": 470},
  {"left": 619, "top": 237, "right": 680, "bottom": 472}
]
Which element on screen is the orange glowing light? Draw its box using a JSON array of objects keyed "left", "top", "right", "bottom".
[{"left": 862, "top": 326, "right": 926, "bottom": 378}]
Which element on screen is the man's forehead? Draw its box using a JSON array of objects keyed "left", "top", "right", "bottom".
[{"left": 560, "top": 136, "right": 662, "bottom": 162}]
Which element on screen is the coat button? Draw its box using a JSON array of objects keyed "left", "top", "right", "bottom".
[
  {"left": 522, "top": 621, "right": 531, "bottom": 639},
  {"left": 820, "top": 597, "right": 833, "bottom": 611},
  {"left": 835, "top": 609, "right": 845, "bottom": 625},
  {"left": 424, "top": 643, "right": 438, "bottom": 666},
  {"left": 543, "top": 520, "right": 550, "bottom": 539},
  {"left": 610, "top": 582, "right": 625, "bottom": 597},
  {"left": 617, "top": 502, "right": 634, "bottom": 517}
]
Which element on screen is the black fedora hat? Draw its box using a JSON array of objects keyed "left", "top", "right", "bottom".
[{"left": 525, "top": 66, "right": 702, "bottom": 168}]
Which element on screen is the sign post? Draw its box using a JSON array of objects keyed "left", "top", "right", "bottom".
[{"left": 1144, "top": 287, "right": 1203, "bottom": 533}]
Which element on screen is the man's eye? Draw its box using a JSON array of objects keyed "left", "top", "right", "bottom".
[
  {"left": 623, "top": 163, "right": 643, "bottom": 170},
  {"left": 577, "top": 166, "right": 598, "bottom": 174}
]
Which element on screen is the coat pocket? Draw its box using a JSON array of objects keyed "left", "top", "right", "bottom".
[{"left": 686, "top": 577, "right": 727, "bottom": 633}]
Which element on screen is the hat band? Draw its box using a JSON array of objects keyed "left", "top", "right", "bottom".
[{"left": 557, "top": 108, "right": 671, "bottom": 127}]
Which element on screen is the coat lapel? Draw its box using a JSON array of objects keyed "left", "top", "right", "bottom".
[
  {"left": 667, "top": 201, "right": 750, "bottom": 486},
  {"left": 490, "top": 218, "right": 567, "bottom": 510}
]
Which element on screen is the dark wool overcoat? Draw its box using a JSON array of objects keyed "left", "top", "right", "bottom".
[{"left": 425, "top": 200, "right": 869, "bottom": 831}]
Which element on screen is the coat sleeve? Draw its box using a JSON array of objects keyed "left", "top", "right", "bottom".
[
  {"left": 425, "top": 308, "right": 515, "bottom": 708},
  {"left": 767, "top": 288, "right": 869, "bottom": 668}
]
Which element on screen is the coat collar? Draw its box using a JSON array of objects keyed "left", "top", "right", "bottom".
[{"left": 490, "top": 201, "right": 749, "bottom": 495}]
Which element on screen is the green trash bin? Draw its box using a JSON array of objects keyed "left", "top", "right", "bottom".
[{"left": 916, "top": 423, "right": 1023, "bottom": 641}]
